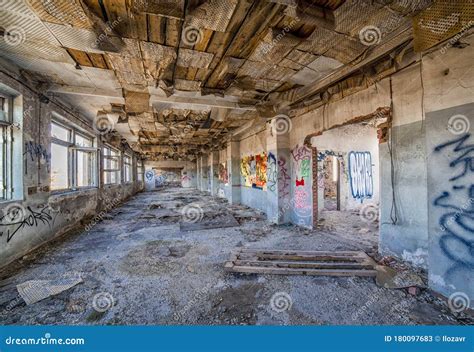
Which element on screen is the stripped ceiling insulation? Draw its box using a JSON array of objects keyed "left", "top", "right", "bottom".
[{"left": 0, "top": 0, "right": 445, "bottom": 161}]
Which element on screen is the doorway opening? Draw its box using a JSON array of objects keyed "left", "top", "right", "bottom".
[{"left": 323, "top": 156, "right": 341, "bottom": 211}]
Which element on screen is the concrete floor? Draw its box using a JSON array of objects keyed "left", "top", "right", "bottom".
[{"left": 0, "top": 188, "right": 469, "bottom": 325}]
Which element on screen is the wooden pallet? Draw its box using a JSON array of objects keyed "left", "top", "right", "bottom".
[{"left": 224, "top": 248, "right": 377, "bottom": 277}]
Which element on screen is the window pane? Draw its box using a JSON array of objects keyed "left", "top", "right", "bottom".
[
  {"left": 77, "top": 150, "right": 93, "bottom": 187},
  {"left": 51, "top": 143, "right": 68, "bottom": 190},
  {"left": 51, "top": 123, "right": 70, "bottom": 141},
  {"left": 76, "top": 134, "right": 92, "bottom": 147},
  {"left": 0, "top": 127, "right": 5, "bottom": 198}
]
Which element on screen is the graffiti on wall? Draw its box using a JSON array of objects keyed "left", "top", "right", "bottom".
[
  {"left": 317, "top": 150, "right": 346, "bottom": 189},
  {"left": 291, "top": 144, "right": 311, "bottom": 187},
  {"left": 348, "top": 151, "right": 373, "bottom": 202},
  {"left": 291, "top": 145, "right": 312, "bottom": 221},
  {"left": 240, "top": 153, "right": 267, "bottom": 189},
  {"left": 433, "top": 133, "right": 474, "bottom": 276},
  {"left": 24, "top": 141, "right": 50, "bottom": 172},
  {"left": 278, "top": 156, "right": 291, "bottom": 198},
  {"left": 267, "top": 153, "right": 277, "bottom": 192},
  {"left": 218, "top": 162, "right": 229, "bottom": 185},
  {"left": 0, "top": 204, "right": 56, "bottom": 243},
  {"left": 145, "top": 170, "right": 154, "bottom": 182}
]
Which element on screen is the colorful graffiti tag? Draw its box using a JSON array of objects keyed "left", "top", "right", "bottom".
[
  {"left": 433, "top": 133, "right": 474, "bottom": 276},
  {"left": 218, "top": 162, "right": 229, "bottom": 185},
  {"left": 348, "top": 151, "right": 373, "bottom": 202},
  {"left": 240, "top": 153, "right": 267, "bottom": 189}
]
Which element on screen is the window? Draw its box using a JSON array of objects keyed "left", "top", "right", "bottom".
[
  {"left": 123, "top": 154, "right": 132, "bottom": 183},
  {"left": 0, "top": 94, "right": 13, "bottom": 200},
  {"left": 137, "top": 160, "right": 144, "bottom": 182},
  {"left": 51, "top": 120, "right": 97, "bottom": 191},
  {"left": 102, "top": 146, "right": 120, "bottom": 184}
]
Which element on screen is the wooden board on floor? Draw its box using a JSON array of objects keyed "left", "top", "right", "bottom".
[
  {"left": 225, "top": 249, "right": 377, "bottom": 277},
  {"left": 180, "top": 213, "right": 240, "bottom": 232}
]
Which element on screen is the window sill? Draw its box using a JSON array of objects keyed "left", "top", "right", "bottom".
[{"left": 50, "top": 187, "right": 98, "bottom": 197}]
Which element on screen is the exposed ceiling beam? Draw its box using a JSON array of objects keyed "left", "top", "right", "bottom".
[
  {"left": 48, "top": 85, "right": 257, "bottom": 111},
  {"left": 48, "top": 85, "right": 123, "bottom": 99},
  {"left": 151, "top": 96, "right": 256, "bottom": 111},
  {"left": 287, "top": 26, "right": 413, "bottom": 110}
]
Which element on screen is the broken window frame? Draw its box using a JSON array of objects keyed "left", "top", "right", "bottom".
[
  {"left": 51, "top": 119, "right": 98, "bottom": 192},
  {"left": 137, "top": 160, "right": 144, "bottom": 183},
  {"left": 123, "top": 153, "right": 132, "bottom": 183},
  {"left": 0, "top": 94, "right": 13, "bottom": 200},
  {"left": 102, "top": 145, "right": 121, "bottom": 185}
]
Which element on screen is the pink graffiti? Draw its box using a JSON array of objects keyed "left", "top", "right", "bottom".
[
  {"left": 294, "top": 188, "right": 310, "bottom": 209},
  {"left": 291, "top": 144, "right": 311, "bottom": 161},
  {"left": 278, "top": 156, "right": 290, "bottom": 197}
]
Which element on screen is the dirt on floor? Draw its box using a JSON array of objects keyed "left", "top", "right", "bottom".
[{"left": 0, "top": 188, "right": 471, "bottom": 326}]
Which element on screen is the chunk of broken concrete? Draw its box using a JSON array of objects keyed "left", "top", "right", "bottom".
[
  {"left": 16, "top": 275, "right": 83, "bottom": 305},
  {"left": 375, "top": 265, "right": 426, "bottom": 289}
]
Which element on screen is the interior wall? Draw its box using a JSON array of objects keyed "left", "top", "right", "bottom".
[
  {"left": 0, "top": 69, "right": 143, "bottom": 268},
  {"left": 144, "top": 160, "right": 196, "bottom": 190},
  {"left": 238, "top": 129, "right": 268, "bottom": 212},
  {"left": 311, "top": 124, "right": 380, "bottom": 212}
]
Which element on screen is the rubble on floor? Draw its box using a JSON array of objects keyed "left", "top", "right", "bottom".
[{"left": 0, "top": 188, "right": 471, "bottom": 326}]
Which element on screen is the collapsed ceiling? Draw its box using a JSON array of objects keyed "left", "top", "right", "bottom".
[{"left": 0, "top": 0, "right": 435, "bottom": 160}]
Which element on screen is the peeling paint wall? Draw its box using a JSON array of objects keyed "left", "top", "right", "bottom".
[
  {"left": 311, "top": 124, "right": 380, "bottom": 212},
  {"left": 0, "top": 69, "right": 143, "bottom": 268},
  {"left": 238, "top": 129, "right": 268, "bottom": 212},
  {"left": 144, "top": 160, "right": 196, "bottom": 190}
]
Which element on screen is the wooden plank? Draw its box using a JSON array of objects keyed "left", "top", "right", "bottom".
[
  {"left": 67, "top": 48, "right": 93, "bottom": 67},
  {"left": 88, "top": 53, "right": 109, "bottom": 69},
  {"left": 148, "top": 14, "right": 166, "bottom": 44},
  {"left": 238, "top": 253, "right": 366, "bottom": 262},
  {"left": 103, "top": 0, "right": 129, "bottom": 37},
  {"left": 225, "top": 264, "right": 377, "bottom": 277},
  {"left": 239, "top": 249, "right": 365, "bottom": 256},
  {"left": 166, "top": 18, "right": 182, "bottom": 47},
  {"left": 232, "top": 259, "right": 375, "bottom": 270}
]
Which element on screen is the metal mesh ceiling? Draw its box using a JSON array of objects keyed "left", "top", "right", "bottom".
[{"left": 413, "top": 0, "right": 474, "bottom": 52}]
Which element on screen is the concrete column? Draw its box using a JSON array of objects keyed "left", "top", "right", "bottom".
[
  {"left": 209, "top": 151, "right": 220, "bottom": 196},
  {"left": 266, "top": 130, "right": 291, "bottom": 224},
  {"left": 199, "top": 155, "right": 208, "bottom": 192},
  {"left": 195, "top": 157, "right": 201, "bottom": 190},
  {"left": 181, "top": 162, "right": 197, "bottom": 188},
  {"left": 226, "top": 141, "right": 241, "bottom": 204}
]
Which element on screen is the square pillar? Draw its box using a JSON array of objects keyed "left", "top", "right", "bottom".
[
  {"left": 266, "top": 130, "right": 291, "bottom": 224},
  {"left": 199, "top": 155, "right": 208, "bottom": 192},
  {"left": 209, "top": 151, "right": 219, "bottom": 196},
  {"left": 226, "top": 141, "right": 241, "bottom": 204}
]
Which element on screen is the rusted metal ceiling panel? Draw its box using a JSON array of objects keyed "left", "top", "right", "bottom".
[{"left": 187, "top": 0, "right": 238, "bottom": 32}]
